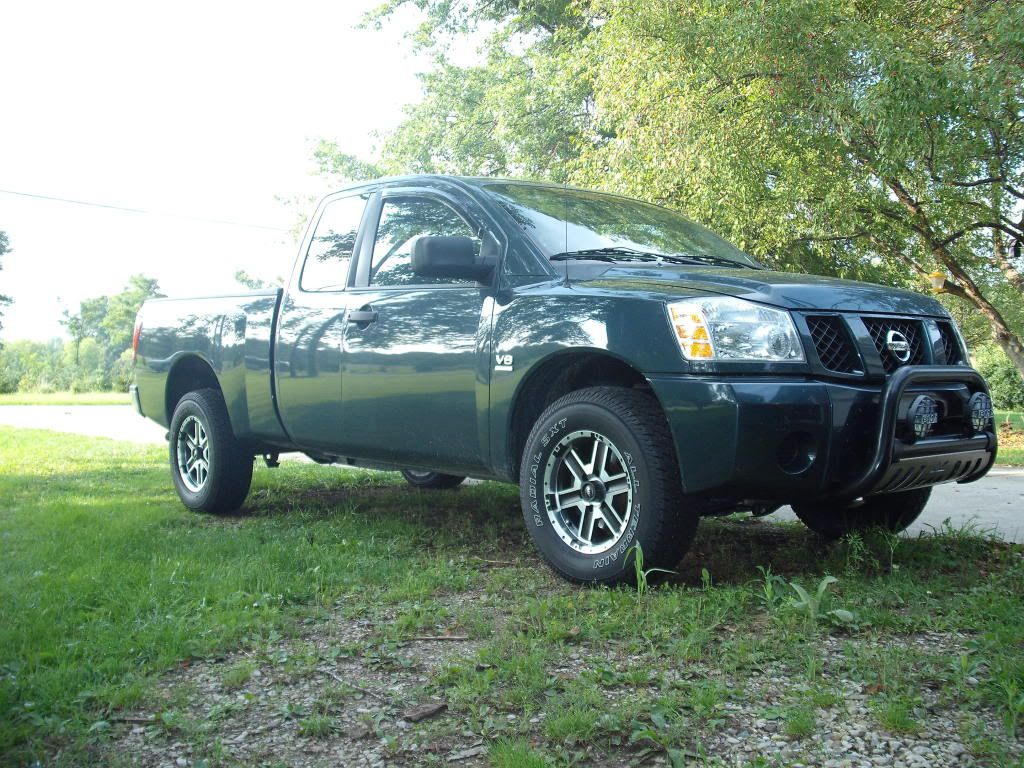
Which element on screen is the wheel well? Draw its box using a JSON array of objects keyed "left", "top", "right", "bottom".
[
  {"left": 507, "top": 351, "right": 653, "bottom": 478},
  {"left": 165, "top": 356, "right": 221, "bottom": 423}
]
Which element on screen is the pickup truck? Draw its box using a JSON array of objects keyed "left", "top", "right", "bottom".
[{"left": 132, "top": 175, "right": 997, "bottom": 584}]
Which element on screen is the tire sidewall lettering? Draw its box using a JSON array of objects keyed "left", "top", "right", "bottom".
[{"left": 523, "top": 406, "right": 649, "bottom": 578}]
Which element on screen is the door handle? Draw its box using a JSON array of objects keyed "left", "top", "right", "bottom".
[{"left": 347, "top": 306, "right": 379, "bottom": 325}]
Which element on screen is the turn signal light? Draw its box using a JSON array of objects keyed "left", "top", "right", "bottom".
[{"left": 668, "top": 305, "right": 715, "bottom": 359}]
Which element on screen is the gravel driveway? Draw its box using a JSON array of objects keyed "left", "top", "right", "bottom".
[{"left": 2, "top": 404, "right": 1021, "bottom": 542}]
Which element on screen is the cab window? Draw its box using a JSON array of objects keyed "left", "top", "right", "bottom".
[
  {"left": 369, "top": 197, "right": 480, "bottom": 287},
  {"left": 300, "top": 194, "right": 368, "bottom": 291}
]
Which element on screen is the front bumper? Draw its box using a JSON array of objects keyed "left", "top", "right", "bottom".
[{"left": 648, "top": 366, "right": 996, "bottom": 504}]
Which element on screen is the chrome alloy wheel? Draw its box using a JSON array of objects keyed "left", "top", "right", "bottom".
[
  {"left": 543, "top": 430, "right": 634, "bottom": 555},
  {"left": 176, "top": 415, "right": 210, "bottom": 493}
]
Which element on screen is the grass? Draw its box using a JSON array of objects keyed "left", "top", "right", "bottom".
[
  {"left": 995, "top": 410, "right": 1024, "bottom": 431},
  {"left": 2, "top": 426, "right": 1023, "bottom": 765},
  {"left": 0, "top": 391, "right": 130, "bottom": 406},
  {"left": 995, "top": 410, "right": 1024, "bottom": 466},
  {"left": 999, "top": 446, "right": 1024, "bottom": 465}
]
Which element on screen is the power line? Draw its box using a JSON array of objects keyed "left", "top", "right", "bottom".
[{"left": 0, "top": 188, "right": 291, "bottom": 233}]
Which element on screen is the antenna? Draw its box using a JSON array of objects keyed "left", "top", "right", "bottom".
[{"left": 563, "top": 181, "right": 570, "bottom": 285}]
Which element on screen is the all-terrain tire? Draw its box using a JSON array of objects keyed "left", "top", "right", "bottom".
[
  {"left": 792, "top": 487, "right": 932, "bottom": 541},
  {"left": 519, "top": 386, "right": 697, "bottom": 585},
  {"left": 400, "top": 470, "right": 466, "bottom": 489},
  {"left": 168, "top": 388, "right": 253, "bottom": 513}
]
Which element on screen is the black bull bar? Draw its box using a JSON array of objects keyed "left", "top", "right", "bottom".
[{"left": 834, "top": 366, "right": 997, "bottom": 500}]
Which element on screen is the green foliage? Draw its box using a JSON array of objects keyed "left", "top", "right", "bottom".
[
  {"left": 0, "top": 274, "right": 162, "bottom": 394},
  {"left": 489, "top": 737, "right": 548, "bottom": 768},
  {"left": 628, "top": 542, "right": 676, "bottom": 598},
  {"left": 233, "top": 270, "right": 281, "bottom": 290},
  {"left": 974, "top": 344, "right": 1024, "bottom": 410},
  {"left": 352, "top": 0, "right": 1024, "bottom": 377}
]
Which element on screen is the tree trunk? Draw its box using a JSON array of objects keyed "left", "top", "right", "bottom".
[
  {"left": 993, "top": 230, "right": 1024, "bottom": 298},
  {"left": 879, "top": 175, "right": 1024, "bottom": 382},
  {"left": 937, "top": 255, "right": 1024, "bottom": 378}
]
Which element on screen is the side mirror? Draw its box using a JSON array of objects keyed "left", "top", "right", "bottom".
[{"left": 412, "top": 233, "right": 498, "bottom": 283}]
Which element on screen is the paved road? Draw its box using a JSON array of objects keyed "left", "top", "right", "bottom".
[{"left": 2, "top": 404, "right": 1021, "bottom": 542}]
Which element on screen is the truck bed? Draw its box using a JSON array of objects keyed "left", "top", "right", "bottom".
[{"left": 134, "top": 289, "right": 286, "bottom": 443}]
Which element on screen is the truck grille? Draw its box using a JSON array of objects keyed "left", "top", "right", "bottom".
[
  {"left": 807, "top": 316, "right": 860, "bottom": 374},
  {"left": 863, "top": 318, "right": 926, "bottom": 373},
  {"left": 936, "top": 321, "right": 963, "bottom": 365}
]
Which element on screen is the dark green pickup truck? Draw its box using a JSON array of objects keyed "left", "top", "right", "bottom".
[{"left": 132, "top": 175, "right": 997, "bottom": 584}]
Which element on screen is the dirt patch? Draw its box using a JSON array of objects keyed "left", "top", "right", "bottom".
[{"left": 105, "top": 599, "right": 494, "bottom": 767}]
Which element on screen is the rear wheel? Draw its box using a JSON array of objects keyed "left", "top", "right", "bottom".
[
  {"left": 519, "top": 386, "right": 698, "bottom": 585},
  {"left": 169, "top": 388, "right": 253, "bottom": 513},
  {"left": 400, "top": 470, "right": 466, "bottom": 489},
  {"left": 792, "top": 487, "right": 931, "bottom": 541}
]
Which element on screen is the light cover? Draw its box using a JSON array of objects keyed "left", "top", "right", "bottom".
[{"left": 667, "top": 297, "right": 805, "bottom": 362}]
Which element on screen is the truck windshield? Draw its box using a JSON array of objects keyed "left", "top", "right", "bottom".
[{"left": 483, "top": 183, "right": 761, "bottom": 269}]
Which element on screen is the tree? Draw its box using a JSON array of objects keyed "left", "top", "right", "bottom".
[
  {"left": 59, "top": 275, "right": 162, "bottom": 385},
  {"left": 234, "top": 270, "right": 281, "bottom": 290},
  {"left": 352, "top": 0, "right": 1024, "bottom": 381},
  {"left": 0, "top": 231, "right": 12, "bottom": 340},
  {"left": 576, "top": 0, "right": 1024, "bottom": 376},
  {"left": 101, "top": 275, "right": 162, "bottom": 351}
]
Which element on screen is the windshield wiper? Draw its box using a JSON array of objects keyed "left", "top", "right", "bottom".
[
  {"left": 550, "top": 247, "right": 664, "bottom": 262},
  {"left": 551, "top": 246, "right": 760, "bottom": 269},
  {"left": 668, "top": 252, "right": 761, "bottom": 269}
]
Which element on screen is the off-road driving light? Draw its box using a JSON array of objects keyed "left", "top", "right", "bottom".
[
  {"left": 907, "top": 394, "right": 939, "bottom": 440},
  {"left": 666, "top": 297, "right": 804, "bottom": 362},
  {"left": 968, "top": 392, "right": 994, "bottom": 433}
]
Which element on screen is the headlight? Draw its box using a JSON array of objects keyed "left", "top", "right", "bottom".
[{"left": 666, "top": 297, "right": 805, "bottom": 362}]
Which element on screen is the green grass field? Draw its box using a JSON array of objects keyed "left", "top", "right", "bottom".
[
  {"left": 1, "top": 427, "right": 1022, "bottom": 766},
  {"left": 0, "top": 391, "right": 130, "bottom": 406},
  {"left": 996, "top": 410, "right": 1024, "bottom": 430},
  {"left": 995, "top": 411, "right": 1024, "bottom": 465}
]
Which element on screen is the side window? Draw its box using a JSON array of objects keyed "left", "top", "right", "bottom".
[
  {"left": 369, "top": 197, "right": 480, "bottom": 287},
  {"left": 300, "top": 194, "right": 368, "bottom": 292}
]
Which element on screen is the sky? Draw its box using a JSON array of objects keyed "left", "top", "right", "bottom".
[{"left": 0, "top": 0, "right": 437, "bottom": 341}]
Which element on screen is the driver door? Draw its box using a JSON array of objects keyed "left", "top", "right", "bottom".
[{"left": 339, "top": 190, "right": 494, "bottom": 473}]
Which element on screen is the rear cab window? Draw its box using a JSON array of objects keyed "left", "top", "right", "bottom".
[{"left": 300, "top": 194, "right": 369, "bottom": 292}]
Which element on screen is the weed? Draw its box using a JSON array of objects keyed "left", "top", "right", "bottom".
[
  {"left": 630, "top": 707, "right": 690, "bottom": 768},
  {"left": 546, "top": 704, "right": 597, "bottom": 743},
  {"left": 297, "top": 715, "right": 335, "bottom": 738},
  {"left": 788, "top": 575, "right": 836, "bottom": 625},
  {"left": 628, "top": 542, "right": 676, "bottom": 597},
  {"left": 874, "top": 696, "right": 920, "bottom": 734},
  {"left": 783, "top": 704, "right": 816, "bottom": 738},
  {"left": 756, "top": 565, "right": 787, "bottom": 612},
  {"left": 220, "top": 661, "right": 256, "bottom": 691},
  {"left": 997, "top": 679, "right": 1024, "bottom": 739},
  {"left": 490, "top": 738, "right": 547, "bottom": 768}
]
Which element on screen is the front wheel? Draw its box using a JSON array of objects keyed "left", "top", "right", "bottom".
[
  {"left": 792, "top": 487, "right": 931, "bottom": 541},
  {"left": 400, "top": 470, "right": 466, "bottom": 489},
  {"left": 169, "top": 388, "right": 253, "bottom": 513},
  {"left": 519, "top": 386, "right": 698, "bottom": 585}
]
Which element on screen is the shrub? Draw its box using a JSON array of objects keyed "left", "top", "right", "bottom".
[{"left": 973, "top": 344, "right": 1024, "bottom": 410}]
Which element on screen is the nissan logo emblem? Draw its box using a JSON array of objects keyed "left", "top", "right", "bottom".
[{"left": 886, "top": 330, "right": 912, "bottom": 362}]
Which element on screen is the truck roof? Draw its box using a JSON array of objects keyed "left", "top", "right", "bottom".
[{"left": 327, "top": 173, "right": 603, "bottom": 197}]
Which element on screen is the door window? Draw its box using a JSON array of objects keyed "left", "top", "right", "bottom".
[
  {"left": 369, "top": 197, "right": 480, "bottom": 287},
  {"left": 300, "top": 194, "right": 368, "bottom": 292}
]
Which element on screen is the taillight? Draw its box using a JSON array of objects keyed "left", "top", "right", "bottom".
[{"left": 131, "top": 316, "right": 143, "bottom": 364}]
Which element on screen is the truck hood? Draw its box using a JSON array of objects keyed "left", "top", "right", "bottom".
[{"left": 578, "top": 265, "right": 949, "bottom": 316}]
